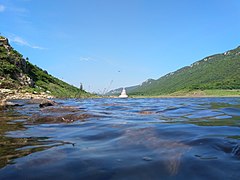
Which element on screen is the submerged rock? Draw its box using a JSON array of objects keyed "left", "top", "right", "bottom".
[
  {"left": 29, "top": 113, "right": 96, "bottom": 124},
  {"left": 27, "top": 104, "right": 99, "bottom": 124},
  {"left": 41, "top": 106, "right": 80, "bottom": 113},
  {"left": 142, "top": 156, "right": 153, "bottom": 161},
  {"left": 138, "top": 110, "right": 155, "bottom": 115}
]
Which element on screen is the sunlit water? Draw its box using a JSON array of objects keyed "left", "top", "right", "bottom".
[{"left": 0, "top": 98, "right": 240, "bottom": 179}]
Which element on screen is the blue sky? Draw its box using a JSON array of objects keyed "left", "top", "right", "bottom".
[{"left": 1, "top": 0, "right": 240, "bottom": 93}]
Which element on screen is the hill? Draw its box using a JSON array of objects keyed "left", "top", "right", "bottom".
[
  {"left": 111, "top": 46, "right": 240, "bottom": 96},
  {"left": 0, "top": 36, "right": 91, "bottom": 98}
]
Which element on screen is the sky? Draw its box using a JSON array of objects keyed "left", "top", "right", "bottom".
[{"left": 1, "top": 0, "right": 240, "bottom": 93}]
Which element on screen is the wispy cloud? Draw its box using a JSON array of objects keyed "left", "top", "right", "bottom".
[
  {"left": 79, "top": 56, "right": 121, "bottom": 71},
  {"left": 0, "top": 3, "right": 28, "bottom": 14},
  {"left": 0, "top": 4, "right": 5, "bottom": 12},
  {"left": 10, "top": 6, "right": 28, "bottom": 15},
  {"left": 79, "top": 57, "right": 95, "bottom": 62},
  {"left": 9, "top": 35, "right": 46, "bottom": 50}
]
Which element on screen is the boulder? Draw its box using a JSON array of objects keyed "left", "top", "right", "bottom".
[
  {"left": 0, "top": 99, "right": 21, "bottom": 109},
  {"left": 39, "top": 99, "right": 57, "bottom": 108}
]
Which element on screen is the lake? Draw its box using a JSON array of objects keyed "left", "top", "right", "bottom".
[{"left": 0, "top": 97, "right": 240, "bottom": 179}]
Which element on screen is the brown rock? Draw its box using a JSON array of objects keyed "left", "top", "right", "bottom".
[
  {"left": 27, "top": 98, "right": 57, "bottom": 107},
  {"left": 41, "top": 106, "right": 79, "bottom": 113},
  {"left": 0, "top": 100, "right": 21, "bottom": 109},
  {"left": 4, "top": 101, "right": 21, "bottom": 107},
  {"left": 138, "top": 110, "right": 155, "bottom": 115},
  {"left": 39, "top": 99, "right": 57, "bottom": 108}
]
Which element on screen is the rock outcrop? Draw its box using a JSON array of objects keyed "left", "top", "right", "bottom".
[{"left": 0, "top": 36, "right": 12, "bottom": 52}]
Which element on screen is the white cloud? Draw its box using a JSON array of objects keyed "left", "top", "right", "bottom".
[
  {"left": 0, "top": 3, "right": 29, "bottom": 14},
  {"left": 79, "top": 57, "right": 94, "bottom": 62},
  {"left": 9, "top": 35, "right": 46, "bottom": 50},
  {"left": 11, "top": 36, "right": 29, "bottom": 46},
  {"left": 0, "top": 4, "right": 5, "bottom": 12},
  {"left": 31, "top": 45, "right": 45, "bottom": 50}
]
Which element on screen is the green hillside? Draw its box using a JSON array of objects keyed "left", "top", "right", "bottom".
[
  {"left": 0, "top": 36, "right": 90, "bottom": 98},
  {"left": 129, "top": 46, "right": 240, "bottom": 96}
]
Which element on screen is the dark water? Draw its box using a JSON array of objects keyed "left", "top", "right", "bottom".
[{"left": 0, "top": 98, "right": 240, "bottom": 179}]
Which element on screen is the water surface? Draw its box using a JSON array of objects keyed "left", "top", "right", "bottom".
[{"left": 0, "top": 98, "right": 240, "bottom": 179}]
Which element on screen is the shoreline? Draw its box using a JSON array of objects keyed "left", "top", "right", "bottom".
[
  {"left": 0, "top": 88, "right": 53, "bottom": 102},
  {"left": 106, "top": 94, "right": 240, "bottom": 99},
  {"left": 127, "top": 89, "right": 240, "bottom": 98},
  {"left": 129, "top": 95, "right": 240, "bottom": 98},
  {"left": 1, "top": 88, "right": 240, "bottom": 102}
]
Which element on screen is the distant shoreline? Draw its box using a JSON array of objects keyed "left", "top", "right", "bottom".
[
  {"left": 126, "top": 89, "right": 240, "bottom": 98},
  {"left": 129, "top": 95, "right": 240, "bottom": 98},
  {"left": 1, "top": 88, "right": 240, "bottom": 101}
]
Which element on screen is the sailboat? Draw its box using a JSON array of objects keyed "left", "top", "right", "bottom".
[{"left": 119, "top": 88, "right": 128, "bottom": 98}]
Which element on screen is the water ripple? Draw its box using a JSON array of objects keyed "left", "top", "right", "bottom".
[{"left": 0, "top": 97, "right": 240, "bottom": 179}]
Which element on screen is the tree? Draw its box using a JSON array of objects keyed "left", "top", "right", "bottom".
[{"left": 80, "top": 83, "right": 83, "bottom": 91}]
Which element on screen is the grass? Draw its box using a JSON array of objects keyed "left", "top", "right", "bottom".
[{"left": 129, "top": 89, "right": 240, "bottom": 98}]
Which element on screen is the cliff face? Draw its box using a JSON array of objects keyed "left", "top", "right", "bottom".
[{"left": 0, "top": 36, "right": 90, "bottom": 98}]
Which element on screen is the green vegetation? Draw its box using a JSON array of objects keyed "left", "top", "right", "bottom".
[
  {"left": 25, "top": 62, "right": 91, "bottom": 97},
  {"left": 0, "top": 36, "right": 92, "bottom": 98},
  {"left": 168, "top": 89, "right": 240, "bottom": 97},
  {"left": 128, "top": 46, "right": 240, "bottom": 96}
]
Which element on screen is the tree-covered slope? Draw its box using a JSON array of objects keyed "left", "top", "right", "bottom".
[
  {"left": 129, "top": 46, "right": 240, "bottom": 96},
  {"left": 0, "top": 36, "right": 90, "bottom": 98}
]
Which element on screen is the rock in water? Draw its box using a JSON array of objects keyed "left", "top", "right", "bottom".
[
  {"left": 39, "top": 99, "right": 57, "bottom": 108},
  {"left": 0, "top": 100, "right": 21, "bottom": 109},
  {"left": 5, "top": 101, "right": 21, "bottom": 107}
]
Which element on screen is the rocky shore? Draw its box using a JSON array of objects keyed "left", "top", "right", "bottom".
[
  {"left": 0, "top": 88, "right": 54, "bottom": 108},
  {"left": 0, "top": 89, "right": 96, "bottom": 124},
  {"left": 1, "top": 88, "right": 53, "bottom": 99}
]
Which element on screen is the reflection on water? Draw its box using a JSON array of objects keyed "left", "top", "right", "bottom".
[
  {"left": 0, "top": 110, "right": 72, "bottom": 169},
  {"left": 0, "top": 97, "right": 240, "bottom": 179},
  {"left": 120, "top": 127, "right": 191, "bottom": 175}
]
